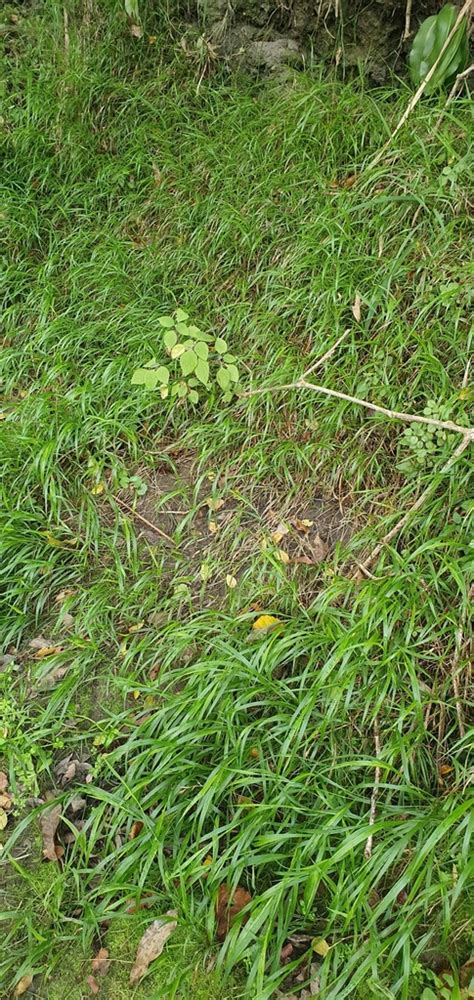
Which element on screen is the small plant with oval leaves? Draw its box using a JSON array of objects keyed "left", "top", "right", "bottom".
[
  {"left": 408, "top": 3, "right": 469, "bottom": 93},
  {"left": 131, "top": 309, "right": 240, "bottom": 404},
  {"left": 397, "top": 399, "right": 455, "bottom": 474}
]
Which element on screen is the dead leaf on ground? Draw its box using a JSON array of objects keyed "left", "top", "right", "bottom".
[
  {"left": 205, "top": 496, "right": 225, "bottom": 512},
  {"left": 208, "top": 520, "right": 218, "bottom": 534},
  {"left": 40, "top": 800, "right": 63, "bottom": 861},
  {"left": 91, "top": 947, "right": 110, "bottom": 977},
  {"left": 13, "top": 974, "right": 34, "bottom": 997},
  {"left": 271, "top": 521, "right": 289, "bottom": 544},
  {"left": 129, "top": 911, "right": 177, "bottom": 985},
  {"left": 129, "top": 820, "right": 144, "bottom": 839},
  {"left": 130, "top": 23, "right": 143, "bottom": 37},
  {"left": 351, "top": 294, "right": 362, "bottom": 322},
  {"left": 329, "top": 174, "right": 357, "bottom": 190},
  {"left": 253, "top": 615, "right": 281, "bottom": 632},
  {"left": 226, "top": 574, "right": 237, "bottom": 589},
  {"left": 216, "top": 885, "right": 252, "bottom": 940},
  {"left": 293, "top": 517, "right": 314, "bottom": 533},
  {"left": 29, "top": 636, "right": 51, "bottom": 650},
  {"left": 54, "top": 755, "right": 91, "bottom": 785},
  {"left": 32, "top": 645, "right": 64, "bottom": 660},
  {"left": 54, "top": 588, "right": 75, "bottom": 603},
  {"left": 294, "top": 534, "right": 328, "bottom": 566},
  {"left": 86, "top": 974, "right": 99, "bottom": 995},
  {"left": 0, "top": 808, "right": 8, "bottom": 830},
  {"left": 0, "top": 771, "right": 8, "bottom": 792},
  {"left": 0, "top": 791, "right": 13, "bottom": 811},
  {"left": 278, "top": 549, "right": 290, "bottom": 565},
  {"left": 312, "top": 937, "right": 330, "bottom": 957},
  {"left": 35, "top": 664, "right": 69, "bottom": 690}
]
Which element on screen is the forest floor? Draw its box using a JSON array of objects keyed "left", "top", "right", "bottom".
[{"left": 1, "top": 2, "right": 473, "bottom": 998}]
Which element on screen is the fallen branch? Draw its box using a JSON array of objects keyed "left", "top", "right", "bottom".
[
  {"left": 112, "top": 495, "right": 175, "bottom": 545},
  {"left": 404, "top": 0, "right": 413, "bottom": 40},
  {"left": 436, "top": 61, "right": 474, "bottom": 126},
  {"left": 364, "top": 718, "right": 381, "bottom": 860}
]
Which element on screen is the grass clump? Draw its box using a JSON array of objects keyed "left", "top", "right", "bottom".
[{"left": 1, "top": 1, "right": 472, "bottom": 998}]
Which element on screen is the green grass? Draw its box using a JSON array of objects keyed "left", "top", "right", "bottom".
[{"left": 1, "top": 1, "right": 473, "bottom": 998}]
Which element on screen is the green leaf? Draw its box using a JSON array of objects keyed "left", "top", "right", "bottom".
[
  {"left": 174, "top": 308, "right": 189, "bottom": 323},
  {"left": 214, "top": 337, "right": 228, "bottom": 355},
  {"left": 226, "top": 363, "right": 239, "bottom": 383},
  {"left": 180, "top": 349, "right": 197, "bottom": 376},
  {"left": 223, "top": 353, "right": 236, "bottom": 363},
  {"left": 158, "top": 315, "right": 175, "bottom": 328},
  {"left": 188, "top": 390, "right": 199, "bottom": 404},
  {"left": 155, "top": 366, "right": 170, "bottom": 385},
  {"left": 171, "top": 343, "right": 186, "bottom": 359},
  {"left": 143, "top": 357, "right": 157, "bottom": 368},
  {"left": 217, "top": 367, "right": 231, "bottom": 391},
  {"left": 195, "top": 359, "right": 210, "bottom": 385},
  {"left": 186, "top": 325, "right": 213, "bottom": 343},
  {"left": 176, "top": 322, "right": 190, "bottom": 336},
  {"left": 409, "top": 5, "right": 469, "bottom": 92},
  {"left": 194, "top": 341, "right": 209, "bottom": 361},
  {"left": 177, "top": 382, "right": 188, "bottom": 398},
  {"left": 222, "top": 391, "right": 233, "bottom": 403},
  {"left": 125, "top": 0, "right": 139, "bottom": 19},
  {"left": 131, "top": 368, "right": 159, "bottom": 389},
  {"left": 163, "top": 329, "right": 177, "bottom": 351},
  {"left": 171, "top": 382, "right": 181, "bottom": 396}
]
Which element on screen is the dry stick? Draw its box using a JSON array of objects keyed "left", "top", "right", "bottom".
[
  {"left": 244, "top": 377, "right": 473, "bottom": 438},
  {"left": 404, "top": 0, "right": 413, "bottom": 39},
  {"left": 435, "top": 62, "right": 474, "bottom": 128},
  {"left": 366, "top": 0, "right": 473, "bottom": 172},
  {"left": 364, "top": 718, "right": 381, "bottom": 861},
  {"left": 301, "top": 328, "right": 351, "bottom": 380},
  {"left": 112, "top": 494, "right": 175, "bottom": 545},
  {"left": 462, "top": 357, "right": 471, "bottom": 389},
  {"left": 355, "top": 434, "right": 472, "bottom": 577}
]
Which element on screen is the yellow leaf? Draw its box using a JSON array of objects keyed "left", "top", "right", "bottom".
[
  {"left": 90, "top": 482, "right": 105, "bottom": 495},
  {"left": 0, "top": 808, "right": 8, "bottom": 830},
  {"left": 133, "top": 689, "right": 140, "bottom": 700},
  {"left": 0, "top": 412, "right": 6, "bottom": 420},
  {"left": 252, "top": 615, "right": 281, "bottom": 631},
  {"left": 293, "top": 517, "right": 314, "bottom": 532},
  {"left": 128, "top": 622, "right": 145, "bottom": 633},
  {"left": 312, "top": 937, "right": 330, "bottom": 957},
  {"left": 205, "top": 497, "right": 225, "bottom": 512},
  {"left": 32, "top": 645, "right": 63, "bottom": 659},
  {"left": 13, "top": 975, "right": 34, "bottom": 997},
  {"left": 40, "top": 531, "right": 77, "bottom": 548},
  {"left": 208, "top": 520, "right": 218, "bottom": 534},
  {"left": 351, "top": 294, "right": 362, "bottom": 322},
  {"left": 148, "top": 34, "right": 157, "bottom": 43},
  {"left": 458, "top": 387, "right": 471, "bottom": 400},
  {"left": 226, "top": 574, "right": 237, "bottom": 589},
  {"left": 200, "top": 562, "right": 211, "bottom": 582},
  {"left": 278, "top": 549, "right": 290, "bottom": 565},
  {"left": 271, "top": 522, "right": 289, "bottom": 544}
]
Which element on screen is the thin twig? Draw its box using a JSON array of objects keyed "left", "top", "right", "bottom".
[
  {"left": 439, "top": 61, "right": 474, "bottom": 119},
  {"left": 364, "top": 718, "right": 381, "bottom": 860},
  {"left": 354, "top": 434, "right": 471, "bottom": 577},
  {"left": 366, "top": 0, "right": 473, "bottom": 172},
  {"left": 404, "top": 0, "right": 413, "bottom": 39},
  {"left": 462, "top": 356, "right": 471, "bottom": 389},
  {"left": 112, "top": 495, "right": 175, "bottom": 544},
  {"left": 301, "top": 329, "right": 351, "bottom": 380}
]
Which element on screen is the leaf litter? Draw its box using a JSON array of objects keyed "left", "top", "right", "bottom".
[
  {"left": 129, "top": 910, "right": 177, "bottom": 984},
  {"left": 40, "top": 798, "right": 63, "bottom": 861},
  {"left": 215, "top": 884, "right": 252, "bottom": 940}
]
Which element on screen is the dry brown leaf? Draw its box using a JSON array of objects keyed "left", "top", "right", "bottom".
[
  {"left": 129, "top": 820, "right": 144, "bottom": 840},
  {"left": 205, "top": 497, "right": 225, "bottom": 512},
  {"left": 91, "top": 948, "right": 110, "bottom": 977},
  {"left": 36, "top": 665, "right": 69, "bottom": 690},
  {"left": 55, "top": 588, "right": 75, "bottom": 603},
  {"left": 226, "top": 575, "right": 237, "bottom": 589},
  {"left": 271, "top": 522, "right": 289, "bottom": 544},
  {"left": 293, "top": 517, "right": 314, "bottom": 532},
  {"left": 129, "top": 911, "right": 177, "bottom": 985},
  {"left": 208, "top": 520, "right": 218, "bottom": 534},
  {"left": 86, "top": 974, "right": 99, "bottom": 995},
  {"left": 13, "top": 974, "right": 33, "bottom": 997},
  {"left": 329, "top": 174, "right": 357, "bottom": 190},
  {"left": 216, "top": 885, "right": 252, "bottom": 941},
  {"left": 0, "top": 791, "right": 13, "bottom": 811},
  {"left": 28, "top": 635, "right": 50, "bottom": 650},
  {"left": 32, "top": 645, "right": 64, "bottom": 660},
  {"left": 40, "top": 801, "right": 62, "bottom": 861},
  {"left": 0, "top": 808, "right": 8, "bottom": 830},
  {"left": 0, "top": 770, "right": 8, "bottom": 792},
  {"left": 351, "top": 294, "right": 362, "bottom": 322},
  {"left": 278, "top": 549, "right": 290, "bottom": 565},
  {"left": 130, "top": 23, "right": 143, "bottom": 37}
]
